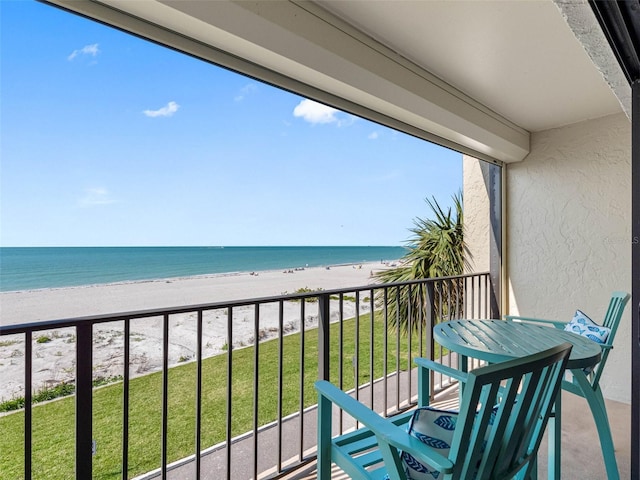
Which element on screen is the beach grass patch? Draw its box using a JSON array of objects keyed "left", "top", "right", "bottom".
[
  {"left": 280, "top": 286, "right": 324, "bottom": 301},
  {"left": 0, "top": 377, "right": 123, "bottom": 413}
]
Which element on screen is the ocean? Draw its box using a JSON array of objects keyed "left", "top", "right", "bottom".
[{"left": 0, "top": 246, "right": 406, "bottom": 292}]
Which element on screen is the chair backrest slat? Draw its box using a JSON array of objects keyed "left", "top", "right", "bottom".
[
  {"left": 316, "top": 341, "right": 573, "bottom": 480},
  {"left": 449, "top": 342, "right": 571, "bottom": 480},
  {"left": 591, "top": 291, "right": 630, "bottom": 388},
  {"left": 601, "top": 291, "right": 630, "bottom": 337}
]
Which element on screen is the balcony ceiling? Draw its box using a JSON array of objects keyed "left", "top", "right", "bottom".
[
  {"left": 45, "top": 0, "right": 628, "bottom": 163},
  {"left": 320, "top": 0, "right": 625, "bottom": 132}
]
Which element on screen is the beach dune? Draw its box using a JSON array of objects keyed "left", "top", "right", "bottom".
[{"left": 0, "top": 262, "right": 387, "bottom": 400}]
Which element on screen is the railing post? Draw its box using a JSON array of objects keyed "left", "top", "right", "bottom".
[
  {"left": 318, "top": 293, "right": 331, "bottom": 381},
  {"left": 76, "top": 322, "right": 93, "bottom": 479},
  {"left": 425, "top": 282, "right": 435, "bottom": 354},
  {"left": 425, "top": 282, "right": 436, "bottom": 403},
  {"left": 24, "top": 331, "right": 32, "bottom": 480}
]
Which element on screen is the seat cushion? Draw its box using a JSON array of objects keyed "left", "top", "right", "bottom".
[
  {"left": 401, "top": 407, "right": 458, "bottom": 479},
  {"left": 395, "top": 404, "right": 498, "bottom": 480},
  {"left": 564, "top": 310, "right": 611, "bottom": 344}
]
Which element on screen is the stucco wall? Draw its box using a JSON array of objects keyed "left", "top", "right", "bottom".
[
  {"left": 463, "top": 155, "right": 491, "bottom": 274},
  {"left": 506, "top": 112, "right": 631, "bottom": 402}
]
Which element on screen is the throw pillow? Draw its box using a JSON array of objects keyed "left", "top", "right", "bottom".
[{"left": 564, "top": 310, "right": 611, "bottom": 344}]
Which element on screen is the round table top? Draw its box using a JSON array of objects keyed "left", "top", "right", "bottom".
[{"left": 434, "top": 319, "right": 602, "bottom": 370}]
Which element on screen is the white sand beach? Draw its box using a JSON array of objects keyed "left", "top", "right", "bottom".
[{"left": 0, "top": 262, "right": 393, "bottom": 401}]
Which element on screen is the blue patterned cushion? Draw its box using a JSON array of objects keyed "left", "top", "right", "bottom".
[
  {"left": 400, "top": 407, "right": 458, "bottom": 479},
  {"left": 394, "top": 406, "right": 496, "bottom": 480},
  {"left": 564, "top": 310, "right": 610, "bottom": 344}
]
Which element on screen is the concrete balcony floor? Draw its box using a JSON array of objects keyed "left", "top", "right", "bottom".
[{"left": 284, "top": 390, "right": 631, "bottom": 480}]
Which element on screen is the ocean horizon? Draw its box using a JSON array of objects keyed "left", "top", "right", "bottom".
[{"left": 0, "top": 246, "right": 406, "bottom": 292}]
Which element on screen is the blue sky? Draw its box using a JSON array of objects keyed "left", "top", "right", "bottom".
[{"left": 0, "top": 0, "right": 462, "bottom": 247}]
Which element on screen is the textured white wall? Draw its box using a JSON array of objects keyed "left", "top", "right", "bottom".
[
  {"left": 462, "top": 155, "right": 490, "bottom": 274},
  {"left": 507, "top": 112, "right": 631, "bottom": 402}
]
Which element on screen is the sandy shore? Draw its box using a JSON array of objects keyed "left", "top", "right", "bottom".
[{"left": 0, "top": 262, "right": 393, "bottom": 401}]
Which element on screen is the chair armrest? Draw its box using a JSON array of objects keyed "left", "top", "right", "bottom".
[
  {"left": 315, "top": 380, "right": 391, "bottom": 432},
  {"left": 414, "top": 357, "right": 469, "bottom": 383},
  {"left": 315, "top": 380, "right": 454, "bottom": 473},
  {"left": 383, "top": 422, "right": 454, "bottom": 473},
  {"left": 504, "top": 315, "right": 565, "bottom": 329}
]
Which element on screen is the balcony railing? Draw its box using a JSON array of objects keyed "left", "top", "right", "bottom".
[{"left": 0, "top": 272, "right": 494, "bottom": 480}]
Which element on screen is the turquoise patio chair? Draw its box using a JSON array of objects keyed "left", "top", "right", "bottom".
[
  {"left": 505, "top": 290, "right": 630, "bottom": 479},
  {"left": 315, "top": 343, "right": 572, "bottom": 480},
  {"left": 505, "top": 291, "right": 629, "bottom": 391}
]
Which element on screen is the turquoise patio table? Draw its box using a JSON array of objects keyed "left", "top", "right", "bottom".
[{"left": 433, "top": 319, "right": 605, "bottom": 480}]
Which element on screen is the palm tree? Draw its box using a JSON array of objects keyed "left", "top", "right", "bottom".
[{"left": 374, "top": 193, "right": 469, "bottom": 334}]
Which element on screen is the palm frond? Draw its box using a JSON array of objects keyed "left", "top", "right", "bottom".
[{"left": 373, "top": 192, "right": 468, "bottom": 335}]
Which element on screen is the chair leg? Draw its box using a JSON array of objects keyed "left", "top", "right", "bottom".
[
  {"left": 547, "top": 394, "right": 561, "bottom": 480},
  {"left": 378, "top": 443, "right": 405, "bottom": 480},
  {"left": 572, "top": 375, "right": 620, "bottom": 480},
  {"left": 588, "top": 387, "right": 619, "bottom": 480},
  {"left": 459, "top": 354, "right": 468, "bottom": 402},
  {"left": 317, "top": 395, "right": 333, "bottom": 480},
  {"left": 417, "top": 362, "right": 431, "bottom": 408}
]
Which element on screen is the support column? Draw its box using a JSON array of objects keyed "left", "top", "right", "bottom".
[
  {"left": 632, "top": 78, "right": 640, "bottom": 480},
  {"left": 488, "top": 162, "right": 502, "bottom": 319}
]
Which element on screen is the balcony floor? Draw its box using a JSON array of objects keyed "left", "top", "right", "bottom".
[{"left": 284, "top": 390, "right": 631, "bottom": 480}]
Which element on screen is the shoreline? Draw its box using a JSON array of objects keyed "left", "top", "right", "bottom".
[
  {"left": 0, "top": 270, "right": 249, "bottom": 296},
  {"left": 0, "top": 261, "right": 397, "bottom": 326},
  {"left": 0, "top": 261, "right": 396, "bottom": 400},
  {"left": 0, "top": 260, "right": 398, "bottom": 326},
  {"left": 1, "top": 245, "right": 407, "bottom": 294},
  {"left": 0, "top": 260, "right": 397, "bottom": 295}
]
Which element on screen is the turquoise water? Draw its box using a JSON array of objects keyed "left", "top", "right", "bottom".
[{"left": 0, "top": 246, "right": 406, "bottom": 292}]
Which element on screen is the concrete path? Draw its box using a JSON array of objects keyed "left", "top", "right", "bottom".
[{"left": 134, "top": 368, "right": 422, "bottom": 480}]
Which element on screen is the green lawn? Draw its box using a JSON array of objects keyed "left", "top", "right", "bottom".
[{"left": 0, "top": 311, "right": 427, "bottom": 480}]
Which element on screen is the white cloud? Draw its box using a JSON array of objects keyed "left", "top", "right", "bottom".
[
  {"left": 234, "top": 83, "right": 258, "bottom": 101},
  {"left": 143, "top": 101, "right": 180, "bottom": 118},
  {"left": 78, "top": 187, "right": 116, "bottom": 208},
  {"left": 368, "top": 131, "right": 380, "bottom": 140},
  {"left": 293, "top": 99, "right": 339, "bottom": 125},
  {"left": 293, "top": 99, "right": 356, "bottom": 127},
  {"left": 68, "top": 43, "right": 100, "bottom": 61}
]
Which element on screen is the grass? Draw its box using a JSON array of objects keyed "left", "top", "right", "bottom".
[{"left": 0, "top": 311, "right": 426, "bottom": 480}]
